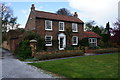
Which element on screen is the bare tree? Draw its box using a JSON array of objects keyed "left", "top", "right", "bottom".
[{"left": 0, "top": 3, "right": 19, "bottom": 32}]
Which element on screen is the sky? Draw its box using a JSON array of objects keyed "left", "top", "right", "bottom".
[{"left": 1, "top": 0, "right": 119, "bottom": 28}]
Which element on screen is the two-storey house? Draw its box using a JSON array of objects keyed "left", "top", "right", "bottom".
[{"left": 25, "top": 4, "right": 101, "bottom": 51}]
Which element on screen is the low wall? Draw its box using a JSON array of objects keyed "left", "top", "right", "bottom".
[
  {"left": 37, "top": 50, "right": 84, "bottom": 55},
  {"left": 0, "top": 41, "right": 10, "bottom": 50},
  {"left": 86, "top": 48, "right": 120, "bottom": 54},
  {"left": 35, "top": 50, "right": 84, "bottom": 60}
]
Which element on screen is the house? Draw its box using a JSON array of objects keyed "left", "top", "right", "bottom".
[{"left": 25, "top": 4, "right": 101, "bottom": 51}]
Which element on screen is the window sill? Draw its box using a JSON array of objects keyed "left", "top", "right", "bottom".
[
  {"left": 45, "top": 44, "right": 52, "bottom": 46},
  {"left": 72, "top": 31, "right": 78, "bottom": 32},
  {"left": 72, "top": 44, "right": 78, "bottom": 45},
  {"left": 59, "top": 30, "right": 64, "bottom": 31},
  {"left": 45, "top": 29, "right": 53, "bottom": 31}
]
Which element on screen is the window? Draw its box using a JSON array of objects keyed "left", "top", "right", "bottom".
[
  {"left": 72, "top": 36, "right": 78, "bottom": 45},
  {"left": 89, "top": 38, "right": 97, "bottom": 47},
  {"left": 45, "top": 35, "right": 52, "bottom": 46},
  {"left": 72, "top": 23, "right": 78, "bottom": 32},
  {"left": 45, "top": 20, "right": 52, "bottom": 30},
  {"left": 59, "top": 22, "right": 64, "bottom": 31}
]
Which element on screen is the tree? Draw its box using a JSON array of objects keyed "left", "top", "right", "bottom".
[
  {"left": 111, "top": 19, "right": 120, "bottom": 45},
  {"left": 92, "top": 25, "right": 101, "bottom": 35},
  {"left": 0, "top": 3, "right": 18, "bottom": 32},
  {"left": 9, "top": 17, "right": 17, "bottom": 30},
  {"left": 114, "top": 19, "right": 120, "bottom": 30},
  {"left": 85, "top": 21, "right": 95, "bottom": 31},
  {"left": 56, "top": 8, "right": 73, "bottom": 16},
  {"left": 105, "top": 22, "right": 111, "bottom": 39}
]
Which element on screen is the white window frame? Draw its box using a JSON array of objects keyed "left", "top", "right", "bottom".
[
  {"left": 72, "top": 23, "right": 78, "bottom": 32},
  {"left": 45, "top": 20, "right": 52, "bottom": 30},
  {"left": 59, "top": 22, "right": 64, "bottom": 31},
  {"left": 89, "top": 38, "right": 97, "bottom": 46},
  {"left": 72, "top": 36, "right": 78, "bottom": 45},
  {"left": 45, "top": 35, "right": 52, "bottom": 46}
]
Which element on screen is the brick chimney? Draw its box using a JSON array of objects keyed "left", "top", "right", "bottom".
[
  {"left": 74, "top": 12, "right": 78, "bottom": 18},
  {"left": 31, "top": 4, "right": 35, "bottom": 11}
]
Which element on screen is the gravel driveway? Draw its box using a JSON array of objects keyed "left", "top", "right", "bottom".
[{"left": 1, "top": 48, "right": 55, "bottom": 78}]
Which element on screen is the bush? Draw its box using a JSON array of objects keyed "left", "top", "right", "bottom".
[
  {"left": 23, "top": 31, "right": 45, "bottom": 51},
  {"left": 35, "top": 51, "right": 84, "bottom": 60},
  {"left": 16, "top": 40, "right": 32, "bottom": 59},
  {"left": 79, "top": 38, "right": 89, "bottom": 47}
]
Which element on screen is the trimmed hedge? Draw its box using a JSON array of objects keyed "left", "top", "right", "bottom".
[
  {"left": 88, "top": 48, "right": 120, "bottom": 54},
  {"left": 35, "top": 51, "right": 84, "bottom": 60}
]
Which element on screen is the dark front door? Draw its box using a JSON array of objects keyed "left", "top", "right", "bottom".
[{"left": 60, "top": 37, "right": 64, "bottom": 49}]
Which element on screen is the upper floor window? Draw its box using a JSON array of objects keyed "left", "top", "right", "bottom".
[
  {"left": 45, "top": 20, "right": 52, "bottom": 30},
  {"left": 72, "top": 23, "right": 78, "bottom": 32},
  {"left": 72, "top": 36, "right": 78, "bottom": 45},
  {"left": 45, "top": 35, "right": 52, "bottom": 46},
  {"left": 59, "top": 22, "right": 64, "bottom": 31}
]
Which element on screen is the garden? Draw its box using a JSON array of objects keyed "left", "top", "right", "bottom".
[{"left": 29, "top": 53, "right": 119, "bottom": 78}]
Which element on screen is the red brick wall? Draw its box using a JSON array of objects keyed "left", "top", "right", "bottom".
[
  {"left": 25, "top": 11, "right": 36, "bottom": 31},
  {"left": 9, "top": 38, "right": 19, "bottom": 52},
  {"left": 35, "top": 18, "right": 84, "bottom": 50}
]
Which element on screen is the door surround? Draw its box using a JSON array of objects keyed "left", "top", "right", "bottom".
[{"left": 58, "top": 33, "right": 66, "bottom": 50}]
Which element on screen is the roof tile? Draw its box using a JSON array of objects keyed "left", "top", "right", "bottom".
[
  {"left": 83, "top": 32, "right": 102, "bottom": 38},
  {"left": 35, "top": 10, "right": 84, "bottom": 23}
]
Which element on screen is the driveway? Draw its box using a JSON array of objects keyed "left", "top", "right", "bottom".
[{"left": 1, "top": 48, "right": 55, "bottom": 78}]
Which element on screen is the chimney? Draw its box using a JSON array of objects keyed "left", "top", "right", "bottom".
[
  {"left": 74, "top": 12, "right": 78, "bottom": 18},
  {"left": 31, "top": 4, "right": 35, "bottom": 11}
]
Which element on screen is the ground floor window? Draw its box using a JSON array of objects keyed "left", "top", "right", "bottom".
[
  {"left": 72, "top": 36, "right": 78, "bottom": 45},
  {"left": 89, "top": 38, "right": 97, "bottom": 47},
  {"left": 45, "top": 35, "right": 52, "bottom": 46}
]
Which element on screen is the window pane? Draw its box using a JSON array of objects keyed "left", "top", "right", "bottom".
[
  {"left": 45, "top": 36, "right": 52, "bottom": 45},
  {"left": 73, "top": 23, "right": 77, "bottom": 32},
  {"left": 72, "top": 36, "right": 78, "bottom": 45},
  {"left": 46, "top": 20, "right": 51, "bottom": 29},
  {"left": 59, "top": 22, "right": 64, "bottom": 30}
]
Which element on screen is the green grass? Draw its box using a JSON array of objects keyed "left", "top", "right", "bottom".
[{"left": 29, "top": 53, "right": 119, "bottom": 78}]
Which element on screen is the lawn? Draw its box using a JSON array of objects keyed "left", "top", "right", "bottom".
[{"left": 29, "top": 53, "right": 119, "bottom": 78}]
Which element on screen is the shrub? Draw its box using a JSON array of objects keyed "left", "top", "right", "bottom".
[
  {"left": 16, "top": 40, "right": 32, "bottom": 59},
  {"left": 35, "top": 51, "right": 84, "bottom": 60},
  {"left": 23, "top": 31, "right": 45, "bottom": 51},
  {"left": 79, "top": 38, "right": 89, "bottom": 47}
]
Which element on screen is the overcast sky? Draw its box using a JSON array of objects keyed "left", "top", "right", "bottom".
[{"left": 2, "top": 0, "right": 119, "bottom": 28}]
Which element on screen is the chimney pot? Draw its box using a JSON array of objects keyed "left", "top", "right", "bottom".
[
  {"left": 31, "top": 4, "right": 35, "bottom": 11},
  {"left": 74, "top": 12, "right": 78, "bottom": 18}
]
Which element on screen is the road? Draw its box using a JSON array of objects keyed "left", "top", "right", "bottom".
[{"left": 1, "top": 48, "right": 55, "bottom": 78}]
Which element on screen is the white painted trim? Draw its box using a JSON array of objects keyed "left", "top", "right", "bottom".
[
  {"left": 45, "top": 20, "right": 52, "bottom": 31},
  {"left": 72, "top": 23, "right": 78, "bottom": 32},
  {"left": 58, "top": 33, "right": 66, "bottom": 50},
  {"left": 89, "top": 38, "right": 97, "bottom": 46},
  {"left": 72, "top": 36, "right": 78, "bottom": 45},
  {"left": 59, "top": 22, "right": 64, "bottom": 31},
  {"left": 45, "top": 35, "right": 52, "bottom": 46}
]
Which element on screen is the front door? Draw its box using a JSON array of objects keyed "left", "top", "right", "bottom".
[
  {"left": 58, "top": 33, "right": 66, "bottom": 50},
  {"left": 60, "top": 37, "right": 64, "bottom": 49}
]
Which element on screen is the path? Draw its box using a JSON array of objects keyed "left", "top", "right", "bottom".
[{"left": 1, "top": 48, "right": 56, "bottom": 78}]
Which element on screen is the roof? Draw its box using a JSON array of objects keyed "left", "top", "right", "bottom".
[
  {"left": 35, "top": 10, "right": 84, "bottom": 23},
  {"left": 83, "top": 32, "right": 102, "bottom": 38}
]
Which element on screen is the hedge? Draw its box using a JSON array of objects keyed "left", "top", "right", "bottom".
[{"left": 35, "top": 51, "right": 84, "bottom": 60}]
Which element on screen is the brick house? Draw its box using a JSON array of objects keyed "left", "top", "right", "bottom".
[{"left": 25, "top": 4, "right": 101, "bottom": 51}]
